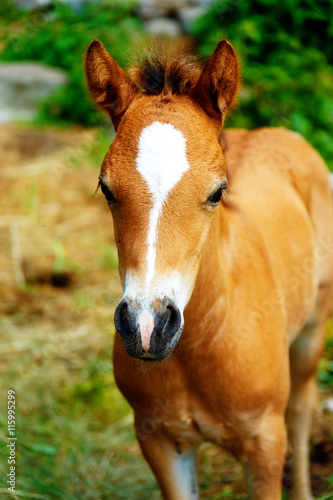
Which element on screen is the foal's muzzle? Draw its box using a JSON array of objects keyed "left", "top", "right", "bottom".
[{"left": 114, "top": 297, "right": 183, "bottom": 361}]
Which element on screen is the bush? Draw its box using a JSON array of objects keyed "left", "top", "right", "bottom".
[
  {"left": 0, "top": 0, "right": 145, "bottom": 126},
  {"left": 192, "top": 0, "right": 333, "bottom": 169}
]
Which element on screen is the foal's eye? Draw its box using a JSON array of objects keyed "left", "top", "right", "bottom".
[
  {"left": 207, "top": 184, "right": 227, "bottom": 206},
  {"left": 99, "top": 179, "right": 115, "bottom": 205}
]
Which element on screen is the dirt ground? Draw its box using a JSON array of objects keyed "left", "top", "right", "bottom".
[{"left": 0, "top": 124, "right": 332, "bottom": 499}]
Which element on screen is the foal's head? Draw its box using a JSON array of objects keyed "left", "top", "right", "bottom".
[{"left": 86, "top": 39, "right": 239, "bottom": 361}]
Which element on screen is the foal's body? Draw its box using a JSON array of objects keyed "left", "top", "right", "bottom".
[
  {"left": 85, "top": 39, "right": 333, "bottom": 499},
  {"left": 114, "top": 127, "right": 333, "bottom": 499}
]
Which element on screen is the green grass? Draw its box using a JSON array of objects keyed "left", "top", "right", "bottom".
[
  {"left": 0, "top": 321, "right": 159, "bottom": 499},
  {"left": 1, "top": 317, "right": 332, "bottom": 499}
]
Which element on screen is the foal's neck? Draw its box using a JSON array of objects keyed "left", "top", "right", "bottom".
[{"left": 183, "top": 205, "right": 230, "bottom": 341}]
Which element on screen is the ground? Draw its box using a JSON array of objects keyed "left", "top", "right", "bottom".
[{"left": 0, "top": 124, "right": 332, "bottom": 499}]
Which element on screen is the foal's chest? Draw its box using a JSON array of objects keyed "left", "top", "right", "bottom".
[
  {"left": 143, "top": 392, "right": 261, "bottom": 454},
  {"left": 160, "top": 413, "right": 228, "bottom": 448},
  {"left": 115, "top": 343, "right": 269, "bottom": 450}
]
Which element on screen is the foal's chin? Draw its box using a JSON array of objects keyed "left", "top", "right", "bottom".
[{"left": 122, "top": 327, "right": 183, "bottom": 362}]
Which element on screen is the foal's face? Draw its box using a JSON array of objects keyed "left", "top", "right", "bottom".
[
  {"left": 85, "top": 39, "right": 239, "bottom": 360},
  {"left": 100, "top": 98, "right": 227, "bottom": 360}
]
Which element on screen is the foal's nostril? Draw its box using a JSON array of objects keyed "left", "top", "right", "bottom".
[
  {"left": 114, "top": 299, "right": 132, "bottom": 336},
  {"left": 155, "top": 299, "right": 181, "bottom": 337},
  {"left": 166, "top": 302, "right": 181, "bottom": 331}
]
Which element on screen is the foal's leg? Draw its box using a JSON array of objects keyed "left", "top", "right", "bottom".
[
  {"left": 241, "top": 413, "right": 287, "bottom": 500},
  {"left": 135, "top": 417, "right": 199, "bottom": 500},
  {"left": 286, "top": 322, "right": 325, "bottom": 500}
]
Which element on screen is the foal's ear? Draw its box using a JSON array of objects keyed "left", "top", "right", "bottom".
[
  {"left": 192, "top": 40, "right": 239, "bottom": 126},
  {"left": 85, "top": 40, "right": 139, "bottom": 130}
]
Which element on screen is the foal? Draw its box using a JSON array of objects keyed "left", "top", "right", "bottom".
[{"left": 85, "top": 39, "right": 333, "bottom": 500}]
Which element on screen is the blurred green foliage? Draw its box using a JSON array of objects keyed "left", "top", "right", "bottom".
[
  {"left": 0, "top": 0, "right": 144, "bottom": 125},
  {"left": 192, "top": 0, "right": 333, "bottom": 169},
  {"left": 318, "top": 332, "right": 333, "bottom": 391},
  {"left": 0, "top": 0, "right": 332, "bottom": 167}
]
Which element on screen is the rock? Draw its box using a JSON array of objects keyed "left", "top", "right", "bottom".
[
  {"left": 136, "top": 0, "right": 167, "bottom": 19},
  {"left": 143, "top": 18, "right": 183, "bottom": 37},
  {"left": 178, "top": 6, "right": 207, "bottom": 33},
  {"left": 156, "top": 0, "right": 189, "bottom": 8},
  {"left": 136, "top": 0, "right": 190, "bottom": 20},
  {"left": 0, "top": 62, "right": 67, "bottom": 123},
  {"left": 13, "top": 0, "right": 51, "bottom": 8},
  {"left": 189, "top": 0, "right": 213, "bottom": 6},
  {"left": 323, "top": 397, "right": 333, "bottom": 413},
  {"left": 13, "top": 0, "right": 93, "bottom": 10}
]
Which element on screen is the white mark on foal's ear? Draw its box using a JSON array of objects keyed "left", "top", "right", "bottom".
[{"left": 136, "top": 122, "right": 190, "bottom": 288}]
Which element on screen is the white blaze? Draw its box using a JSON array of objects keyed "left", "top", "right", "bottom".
[
  {"left": 138, "top": 309, "right": 155, "bottom": 352},
  {"left": 136, "top": 121, "right": 190, "bottom": 288}
]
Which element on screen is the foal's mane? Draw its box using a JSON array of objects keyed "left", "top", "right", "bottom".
[{"left": 129, "top": 41, "right": 202, "bottom": 96}]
